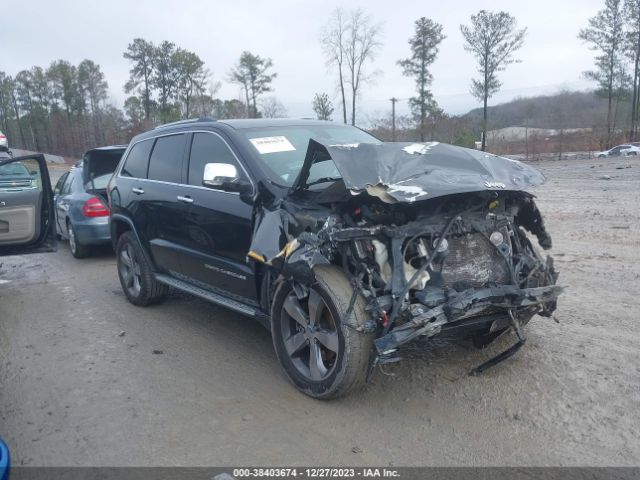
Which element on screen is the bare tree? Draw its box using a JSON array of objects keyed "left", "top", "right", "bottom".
[
  {"left": 313, "top": 93, "right": 334, "bottom": 120},
  {"left": 260, "top": 96, "right": 287, "bottom": 118},
  {"left": 344, "top": 9, "right": 383, "bottom": 126},
  {"left": 460, "top": 10, "right": 526, "bottom": 151},
  {"left": 321, "top": 9, "right": 349, "bottom": 123},
  {"left": 322, "top": 8, "right": 382, "bottom": 125},
  {"left": 398, "top": 17, "right": 446, "bottom": 141},
  {"left": 579, "top": 0, "right": 626, "bottom": 148}
]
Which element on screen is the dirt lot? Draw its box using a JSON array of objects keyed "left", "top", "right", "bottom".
[{"left": 1, "top": 155, "right": 639, "bottom": 466}]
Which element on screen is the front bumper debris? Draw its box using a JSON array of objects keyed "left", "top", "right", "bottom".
[{"left": 374, "top": 283, "right": 563, "bottom": 355}]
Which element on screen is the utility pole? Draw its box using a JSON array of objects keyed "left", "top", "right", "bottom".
[{"left": 390, "top": 97, "right": 398, "bottom": 141}]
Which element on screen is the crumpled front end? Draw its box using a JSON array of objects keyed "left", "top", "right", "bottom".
[
  {"left": 249, "top": 187, "right": 561, "bottom": 370},
  {"left": 249, "top": 139, "right": 561, "bottom": 373}
]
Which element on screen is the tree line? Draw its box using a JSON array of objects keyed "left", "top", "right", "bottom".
[
  {"left": 578, "top": 0, "right": 640, "bottom": 147},
  {"left": 317, "top": 8, "right": 526, "bottom": 150},
  {"left": 319, "top": 2, "right": 640, "bottom": 151},
  {"left": 1, "top": 2, "right": 636, "bottom": 157},
  {"left": 0, "top": 61, "right": 127, "bottom": 157},
  {"left": 0, "top": 8, "right": 526, "bottom": 158},
  {"left": 0, "top": 41, "right": 281, "bottom": 157}
]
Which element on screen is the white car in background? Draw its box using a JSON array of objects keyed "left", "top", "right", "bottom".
[
  {"left": 0, "top": 131, "right": 8, "bottom": 151},
  {"left": 596, "top": 144, "right": 640, "bottom": 158}
]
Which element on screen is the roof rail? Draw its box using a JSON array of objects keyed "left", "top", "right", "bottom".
[{"left": 154, "top": 117, "right": 217, "bottom": 130}]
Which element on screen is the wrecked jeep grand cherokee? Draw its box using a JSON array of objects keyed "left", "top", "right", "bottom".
[{"left": 108, "top": 119, "right": 561, "bottom": 399}]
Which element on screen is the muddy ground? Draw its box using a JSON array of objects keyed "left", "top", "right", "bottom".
[{"left": 0, "top": 155, "right": 639, "bottom": 466}]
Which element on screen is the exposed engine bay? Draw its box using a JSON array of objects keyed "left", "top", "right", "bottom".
[{"left": 249, "top": 140, "right": 562, "bottom": 373}]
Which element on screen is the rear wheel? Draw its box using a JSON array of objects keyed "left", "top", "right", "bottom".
[
  {"left": 271, "top": 265, "right": 373, "bottom": 399},
  {"left": 116, "top": 231, "right": 168, "bottom": 306},
  {"left": 67, "top": 221, "right": 89, "bottom": 259}
]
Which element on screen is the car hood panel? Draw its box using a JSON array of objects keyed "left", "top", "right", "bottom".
[{"left": 291, "top": 140, "right": 546, "bottom": 203}]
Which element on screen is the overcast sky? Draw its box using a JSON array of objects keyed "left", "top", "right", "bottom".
[{"left": 2, "top": 0, "right": 603, "bottom": 121}]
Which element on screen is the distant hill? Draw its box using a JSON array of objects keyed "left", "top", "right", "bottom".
[
  {"left": 462, "top": 90, "right": 628, "bottom": 130},
  {"left": 369, "top": 89, "right": 631, "bottom": 152}
]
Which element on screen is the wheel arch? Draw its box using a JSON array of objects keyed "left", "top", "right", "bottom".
[{"left": 110, "top": 214, "right": 158, "bottom": 271}]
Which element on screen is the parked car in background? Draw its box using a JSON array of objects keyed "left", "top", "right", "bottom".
[
  {"left": 0, "top": 131, "right": 8, "bottom": 151},
  {"left": 54, "top": 145, "right": 126, "bottom": 258},
  {"left": 0, "top": 159, "right": 37, "bottom": 189},
  {"left": 596, "top": 144, "right": 640, "bottom": 158},
  {"left": 108, "top": 118, "right": 560, "bottom": 399}
]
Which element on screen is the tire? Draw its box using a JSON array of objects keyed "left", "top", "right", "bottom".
[
  {"left": 270, "top": 265, "right": 374, "bottom": 399},
  {"left": 67, "top": 221, "right": 89, "bottom": 259},
  {"left": 116, "top": 231, "right": 168, "bottom": 306}
]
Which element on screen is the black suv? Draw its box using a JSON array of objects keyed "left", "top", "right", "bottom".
[{"left": 108, "top": 118, "right": 560, "bottom": 399}]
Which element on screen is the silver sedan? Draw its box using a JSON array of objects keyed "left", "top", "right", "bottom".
[{"left": 54, "top": 146, "right": 126, "bottom": 258}]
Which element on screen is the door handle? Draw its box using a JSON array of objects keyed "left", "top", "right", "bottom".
[
  {"left": 131, "top": 187, "right": 145, "bottom": 195},
  {"left": 177, "top": 195, "right": 194, "bottom": 204}
]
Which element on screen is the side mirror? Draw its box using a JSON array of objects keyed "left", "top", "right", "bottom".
[
  {"left": 202, "top": 163, "right": 251, "bottom": 194},
  {"left": 203, "top": 163, "right": 238, "bottom": 187}
]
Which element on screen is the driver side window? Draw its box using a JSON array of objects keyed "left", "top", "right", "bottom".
[{"left": 187, "top": 132, "right": 244, "bottom": 187}]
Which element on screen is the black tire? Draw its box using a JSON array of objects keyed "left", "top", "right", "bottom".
[
  {"left": 271, "top": 265, "right": 373, "bottom": 399},
  {"left": 67, "top": 221, "right": 89, "bottom": 259},
  {"left": 116, "top": 231, "right": 168, "bottom": 306}
]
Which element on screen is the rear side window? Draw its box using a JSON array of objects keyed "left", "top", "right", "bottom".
[
  {"left": 62, "top": 172, "right": 75, "bottom": 194},
  {"left": 148, "top": 134, "right": 186, "bottom": 183},
  {"left": 188, "top": 132, "right": 243, "bottom": 186},
  {"left": 121, "top": 139, "right": 153, "bottom": 178},
  {"left": 54, "top": 172, "right": 69, "bottom": 194}
]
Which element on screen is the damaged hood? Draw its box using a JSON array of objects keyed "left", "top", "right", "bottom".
[{"left": 291, "top": 140, "right": 546, "bottom": 203}]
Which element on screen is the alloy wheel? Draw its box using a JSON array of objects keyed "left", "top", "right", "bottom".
[
  {"left": 67, "top": 223, "right": 76, "bottom": 254},
  {"left": 119, "top": 243, "right": 142, "bottom": 297},
  {"left": 280, "top": 289, "right": 340, "bottom": 382}
]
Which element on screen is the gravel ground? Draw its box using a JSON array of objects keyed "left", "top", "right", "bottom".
[{"left": 0, "top": 155, "right": 639, "bottom": 466}]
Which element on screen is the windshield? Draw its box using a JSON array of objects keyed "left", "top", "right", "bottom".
[
  {"left": 240, "top": 124, "right": 380, "bottom": 186},
  {"left": 0, "top": 162, "right": 30, "bottom": 176}
]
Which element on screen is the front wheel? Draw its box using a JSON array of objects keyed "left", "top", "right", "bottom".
[{"left": 270, "top": 265, "right": 373, "bottom": 399}]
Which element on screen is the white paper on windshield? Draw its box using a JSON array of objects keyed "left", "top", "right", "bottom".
[{"left": 249, "top": 136, "right": 296, "bottom": 154}]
